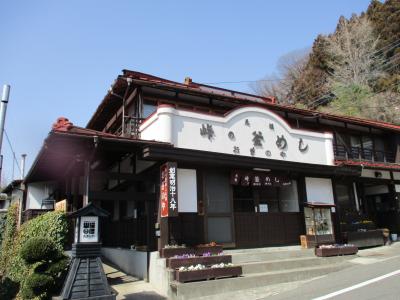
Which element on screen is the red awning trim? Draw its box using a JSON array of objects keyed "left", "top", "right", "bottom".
[{"left": 335, "top": 159, "right": 400, "bottom": 171}]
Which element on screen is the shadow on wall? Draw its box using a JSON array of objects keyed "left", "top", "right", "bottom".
[{"left": 123, "top": 291, "right": 167, "bottom": 300}]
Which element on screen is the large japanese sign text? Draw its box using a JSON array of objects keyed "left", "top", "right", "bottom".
[{"left": 160, "top": 162, "right": 179, "bottom": 217}]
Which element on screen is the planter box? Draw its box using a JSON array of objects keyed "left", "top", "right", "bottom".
[
  {"left": 315, "top": 246, "right": 358, "bottom": 257},
  {"left": 167, "top": 255, "right": 232, "bottom": 269},
  {"left": 194, "top": 245, "right": 223, "bottom": 256},
  {"left": 346, "top": 230, "right": 384, "bottom": 248},
  {"left": 175, "top": 266, "right": 242, "bottom": 283},
  {"left": 160, "top": 247, "right": 195, "bottom": 258},
  {"left": 161, "top": 245, "right": 223, "bottom": 258}
]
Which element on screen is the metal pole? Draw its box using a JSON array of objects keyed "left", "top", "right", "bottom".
[
  {"left": 21, "top": 154, "right": 27, "bottom": 179},
  {"left": 0, "top": 85, "right": 10, "bottom": 184}
]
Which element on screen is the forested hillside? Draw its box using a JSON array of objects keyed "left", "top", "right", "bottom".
[{"left": 257, "top": 0, "right": 400, "bottom": 124}]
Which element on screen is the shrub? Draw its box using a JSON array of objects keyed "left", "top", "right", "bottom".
[
  {"left": 0, "top": 276, "right": 19, "bottom": 300},
  {"left": 2, "top": 210, "right": 69, "bottom": 300},
  {"left": 45, "top": 256, "right": 70, "bottom": 278},
  {"left": 8, "top": 211, "right": 69, "bottom": 282},
  {"left": 0, "top": 203, "right": 19, "bottom": 275},
  {"left": 18, "top": 211, "right": 69, "bottom": 251},
  {"left": 20, "top": 237, "right": 59, "bottom": 264},
  {"left": 20, "top": 273, "right": 54, "bottom": 300}
]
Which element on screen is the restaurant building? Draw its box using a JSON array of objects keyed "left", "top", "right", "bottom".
[{"left": 22, "top": 70, "right": 400, "bottom": 257}]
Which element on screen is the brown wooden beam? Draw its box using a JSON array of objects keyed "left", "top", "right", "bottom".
[
  {"left": 104, "top": 87, "right": 138, "bottom": 132},
  {"left": 90, "top": 191, "right": 156, "bottom": 202},
  {"left": 92, "top": 171, "right": 153, "bottom": 182}
]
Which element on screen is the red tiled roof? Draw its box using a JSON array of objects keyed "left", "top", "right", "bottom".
[
  {"left": 52, "top": 117, "right": 172, "bottom": 145},
  {"left": 335, "top": 159, "right": 400, "bottom": 171},
  {"left": 87, "top": 69, "right": 400, "bottom": 133}
]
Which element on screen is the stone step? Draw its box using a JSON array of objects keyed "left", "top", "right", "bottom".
[
  {"left": 229, "top": 249, "right": 314, "bottom": 264},
  {"left": 240, "top": 256, "right": 353, "bottom": 274},
  {"left": 170, "top": 262, "right": 352, "bottom": 300}
]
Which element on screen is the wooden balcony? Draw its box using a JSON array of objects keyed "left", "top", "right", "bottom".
[
  {"left": 115, "top": 117, "right": 144, "bottom": 138},
  {"left": 333, "top": 144, "right": 395, "bottom": 163}
]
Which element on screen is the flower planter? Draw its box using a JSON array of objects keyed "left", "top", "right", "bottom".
[
  {"left": 315, "top": 246, "right": 358, "bottom": 257},
  {"left": 161, "top": 245, "right": 223, "bottom": 258},
  {"left": 175, "top": 266, "right": 242, "bottom": 283},
  {"left": 194, "top": 245, "right": 223, "bottom": 256},
  {"left": 167, "top": 255, "right": 232, "bottom": 269},
  {"left": 160, "top": 247, "right": 195, "bottom": 258}
]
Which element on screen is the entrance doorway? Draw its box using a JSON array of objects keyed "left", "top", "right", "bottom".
[
  {"left": 233, "top": 182, "right": 304, "bottom": 248},
  {"left": 363, "top": 183, "right": 399, "bottom": 232}
]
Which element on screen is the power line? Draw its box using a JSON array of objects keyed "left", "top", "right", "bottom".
[{"left": 3, "top": 129, "right": 21, "bottom": 179}]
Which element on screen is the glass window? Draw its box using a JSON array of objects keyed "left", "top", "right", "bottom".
[
  {"left": 207, "top": 217, "right": 232, "bottom": 243},
  {"left": 205, "top": 172, "right": 231, "bottom": 213},
  {"left": 143, "top": 103, "right": 157, "bottom": 118},
  {"left": 233, "top": 186, "right": 254, "bottom": 213},
  {"left": 362, "top": 136, "right": 373, "bottom": 150},
  {"left": 362, "top": 136, "right": 373, "bottom": 160},
  {"left": 259, "top": 187, "right": 279, "bottom": 212},
  {"left": 374, "top": 137, "right": 385, "bottom": 162},
  {"left": 280, "top": 180, "right": 299, "bottom": 212},
  {"left": 350, "top": 136, "right": 361, "bottom": 147},
  {"left": 350, "top": 136, "right": 361, "bottom": 159}
]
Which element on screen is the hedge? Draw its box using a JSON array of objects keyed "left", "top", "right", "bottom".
[
  {"left": 0, "top": 212, "right": 7, "bottom": 248},
  {"left": 0, "top": 210, "right": 70, "bottom": 299},
  {"left": 0, "top": 203, "right": 19, "bottom": 275}
]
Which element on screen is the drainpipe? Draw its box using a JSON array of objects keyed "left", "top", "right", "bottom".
[{"left": 0, "top": 85, "right": 10, "bottom": 184}]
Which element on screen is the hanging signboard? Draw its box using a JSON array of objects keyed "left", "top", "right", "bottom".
[
  {"left": 160, "top": 162, "right": 179, "bottom": 217},
  {"left": 230, "top": 170, "right": 292, "bottom": 188}
]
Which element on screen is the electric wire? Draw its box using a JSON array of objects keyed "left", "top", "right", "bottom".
[{"left": 3, "top": 129, "right": 21, "bottom": 179}]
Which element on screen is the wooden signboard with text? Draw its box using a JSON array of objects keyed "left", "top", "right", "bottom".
[{"left": 160, "top": 162, "right": 179, "bottom": 217}]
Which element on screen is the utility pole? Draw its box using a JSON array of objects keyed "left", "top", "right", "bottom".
[
  {"left": 21, "top": 154, "right": 27, "bottom": 179},
  {"left": 0, "top": 85, "right": 10, "bottom": 185}
]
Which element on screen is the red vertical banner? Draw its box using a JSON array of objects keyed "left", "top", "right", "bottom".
[
  {"left": 160, "top": 164, "right": 169, "bottom": 217},
  {"left": 160, "top": 162, "right": 179, "bottom": 218}
]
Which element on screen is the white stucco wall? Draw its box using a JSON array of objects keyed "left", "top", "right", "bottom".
[
  {"left": 177, "top": 168, "right": 197, "bottom": 213},
  {"left": 26, "top": 181, "right": 56, "bottom": 209},
  {"left": 140, "top": 106, "right": 334, "bottom": 166}
]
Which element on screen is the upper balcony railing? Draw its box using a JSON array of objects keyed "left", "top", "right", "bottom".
[
  {"left": 115, "top": 117, "right": 144, "bottom": 138},
  {"left": 333, "top": 144, "right": 396, "bottom": 163}
]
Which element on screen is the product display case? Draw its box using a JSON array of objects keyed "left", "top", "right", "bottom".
[{"left": 301, "top": 203, "right": 335, "bottom": 248}]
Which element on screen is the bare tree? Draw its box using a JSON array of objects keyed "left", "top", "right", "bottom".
[
  {"left": 252, "top": 48, "right": 310, "bottom": 104},
  {"left": 325, "top": 15, "right": 383, "bottom": 88}
]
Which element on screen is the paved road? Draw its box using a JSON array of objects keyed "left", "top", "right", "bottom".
[{"left": 267, "top": 244, "right": 400, "bottom": 300}]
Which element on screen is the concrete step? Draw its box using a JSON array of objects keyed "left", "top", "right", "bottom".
[
  {"left": 241, "top": 256, "right": 354, "bottom": 274},
  {"left": 229, "top": 249, "right": 314, "bottom": 264},
  {"left": 170, "top": 262, "right": 352, "bottom": 300}
]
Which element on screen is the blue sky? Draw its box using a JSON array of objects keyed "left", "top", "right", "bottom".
[{"left": 0, "top": 0, "right": 371, "bottom": 183}]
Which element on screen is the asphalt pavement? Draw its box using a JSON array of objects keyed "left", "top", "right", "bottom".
[{"left": 266, "top": 243, "right": 400, "bottom": 300}]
